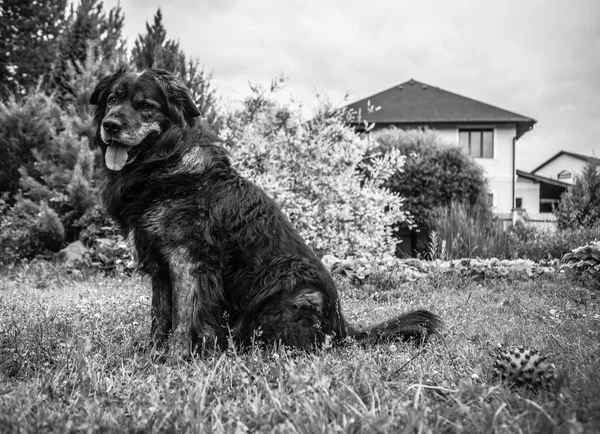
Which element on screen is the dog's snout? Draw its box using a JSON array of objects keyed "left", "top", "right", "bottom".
[{"left": 102, "top": 118, "right": 123, "bottom": 135}]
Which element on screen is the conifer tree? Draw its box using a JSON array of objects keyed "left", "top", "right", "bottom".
[
  {"left": 0, "top": 0, "right": 68, "bottom": 96},
  {"left": 52, "top": 0, "right": 126, "bottom": 106},
  {"left": 131, "top": 9, "right": 169, "bottom": 71},
  {"left": 131, "top": 8, "right": 220, "bottom": 129},
  {"left": 0, "top": 92, "right": 63, "bottom": 197}
]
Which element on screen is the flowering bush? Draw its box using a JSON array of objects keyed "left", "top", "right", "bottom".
[{"left": 221, "top": 82, "right": 409, "bottom": 259}]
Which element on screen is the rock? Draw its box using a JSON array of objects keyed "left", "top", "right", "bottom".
[
  {"left": 403, "top": 258, "right": 425, "bottom": 271},
  {"left": 58, "top": 241, "right": 88, "bottom": 266},
  {"left": 402, "top": 267, "right": 427, "bottom": 280},
  {"left": 321, "top": 255, "right": 341, "bottom": 270}
]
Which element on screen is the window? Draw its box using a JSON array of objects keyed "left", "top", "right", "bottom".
[
  {"left": 557, "top": 170, "right": 572, "bottom": 180},
  {"left": 540, "top": 198, "right": 559, "bottom": 213},
  {"left": 459, "top": 129, "right": 494, "bottom": 158},
  {"left": 515, "top": 198, "right": 523, "bottom": 209}
]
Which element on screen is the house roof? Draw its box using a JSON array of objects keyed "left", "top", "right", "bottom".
[
  {"left": 531, "top": 150, "right": 599, "bottom": 174},
  {"left": 516, "top": 170, "right": 571, "bottom": 188},
  {"left": 345, "top": 79, "right": 536, "bottom": 138}
]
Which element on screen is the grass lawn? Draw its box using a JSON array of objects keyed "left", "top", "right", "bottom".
[{"left": 1, "top": 261, "right": 599, "bottom": 433}]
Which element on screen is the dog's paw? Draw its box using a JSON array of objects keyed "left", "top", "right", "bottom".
[
  {"left": 193, "top": 332, "right": 224, "bottom": 357},
  {"left": 167, "top": 336, "right": 192, "bottom": 362}
]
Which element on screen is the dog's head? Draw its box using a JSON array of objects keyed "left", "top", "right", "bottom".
[{"left": 90, "top": 68, "right": 201, "bottom": 171}]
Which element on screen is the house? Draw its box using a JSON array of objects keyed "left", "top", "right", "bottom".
[
  {"left": 515, "top": 170, "right": 569, "bottom": 215},
  {"left": 530, "top": 151, "right": 598, "bottom": 184},
  {"left": 345, "top": 79, "right": 536, "bottom": 216},
  {"left": 514, "top": 151, "right": 598, "bottom": 218}
]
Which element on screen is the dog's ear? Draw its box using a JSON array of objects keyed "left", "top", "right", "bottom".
[
  {"left": 90, "top": 74, "right": 114, "bottom": 106},
  {"left": 90, "top": 68, "right": 127, "bottom": 105},
  {"left": 153, "top": 69, "right": 201, "bottom": 125}
]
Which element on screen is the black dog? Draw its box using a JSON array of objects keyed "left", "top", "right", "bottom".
[{"left": 90, "top": 68, "right": 440, "bottom": 355}]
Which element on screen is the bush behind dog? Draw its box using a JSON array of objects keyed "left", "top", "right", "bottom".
[{"left": 223, "top": 84, "right": 409, "bottom": 259}]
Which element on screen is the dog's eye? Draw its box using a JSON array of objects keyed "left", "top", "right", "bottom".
[
  {"left": 140, "top": 102, "right": 153, "bottom": 110},
  {"left": 107, "top": 96, "right": 117, "bottom": 106}
]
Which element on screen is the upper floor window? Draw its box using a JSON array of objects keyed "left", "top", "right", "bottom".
[{"left": 459, "top": 129, "right": 494, "bottom": 158}]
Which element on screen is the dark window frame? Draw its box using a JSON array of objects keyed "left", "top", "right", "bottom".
[
  {"left": 515, "top": 197, "right": 523, "bottom": 209},
  {"left": 459, "top": 128, "right": 494, "bottom": 158},
  {"left": 557, "top": 170, "right": 572, "bottom": 180}
]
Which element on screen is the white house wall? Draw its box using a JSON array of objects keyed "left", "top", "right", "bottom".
[{"left": 516, "top": 176, "right": 540, "bottom": 213}]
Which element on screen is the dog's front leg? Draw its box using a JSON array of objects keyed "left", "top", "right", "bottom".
[
  {"left": 168, "top": 247, "right": 224, "bottom": 358},
  {"left": 151, "top": 275, "right": 172, "bottom": 347},
  {"left": 168, "top": 247, "right": 198, "bottom": 359}
]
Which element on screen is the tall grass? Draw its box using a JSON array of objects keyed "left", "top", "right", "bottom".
[
  {"left": 510, "top": 222, "right": 600, "bottom": 261},
  {"left": 429, "top": 201, "right": 512, "bottom": 259},
  {"left": 428, "top": 201, "right": 600, "bottom": 262}
]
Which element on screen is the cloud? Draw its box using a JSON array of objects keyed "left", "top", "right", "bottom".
[{"left": 104, "top": 0, "right": 600, "bottom": 168}]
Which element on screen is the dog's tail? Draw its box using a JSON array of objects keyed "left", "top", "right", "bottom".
[{"left": 346, "top": 310, "right": 441, "bottom": 344}]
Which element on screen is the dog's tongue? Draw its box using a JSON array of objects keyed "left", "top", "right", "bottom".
[{"left": 105, "top": 145, "right": 129, "bottom": 171}]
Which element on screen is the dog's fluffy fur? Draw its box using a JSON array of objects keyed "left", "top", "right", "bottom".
[{"left": 90, "top": 68, "right": 441, "bottom": 355}]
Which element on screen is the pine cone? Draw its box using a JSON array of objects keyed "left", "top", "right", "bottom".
[{"left": 492, "top": 344, "right": 555, "bottom": 389}]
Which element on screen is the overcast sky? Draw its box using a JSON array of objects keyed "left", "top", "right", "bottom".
[{"left": 102, "top": 0, "right": 599, "bottom": 171}]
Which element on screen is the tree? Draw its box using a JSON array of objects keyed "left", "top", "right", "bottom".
[
  {"left": 555, "top": 159, "right": 600, "bottom": 229},
  {"left": 131, "top": 9, "right": 170, "bottom": 71},
  {"left": 0, "top": 0, "right": 68, "bottom": 97},
  {"left": 371, "top": 128, "right": 490, "bottom": 227},
  {"left": 56, "top": 40, "right": 128, "bottom": 147},
  {"left": 131, "top": 8, "right": 220, "bottom": 129},
  {"left": 52, "top": 0, "right": 126, "bottom": 106}
]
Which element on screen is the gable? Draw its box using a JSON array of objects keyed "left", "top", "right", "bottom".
[{"left": 531, "top": 151, "right": 598, "bottom": 174}]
